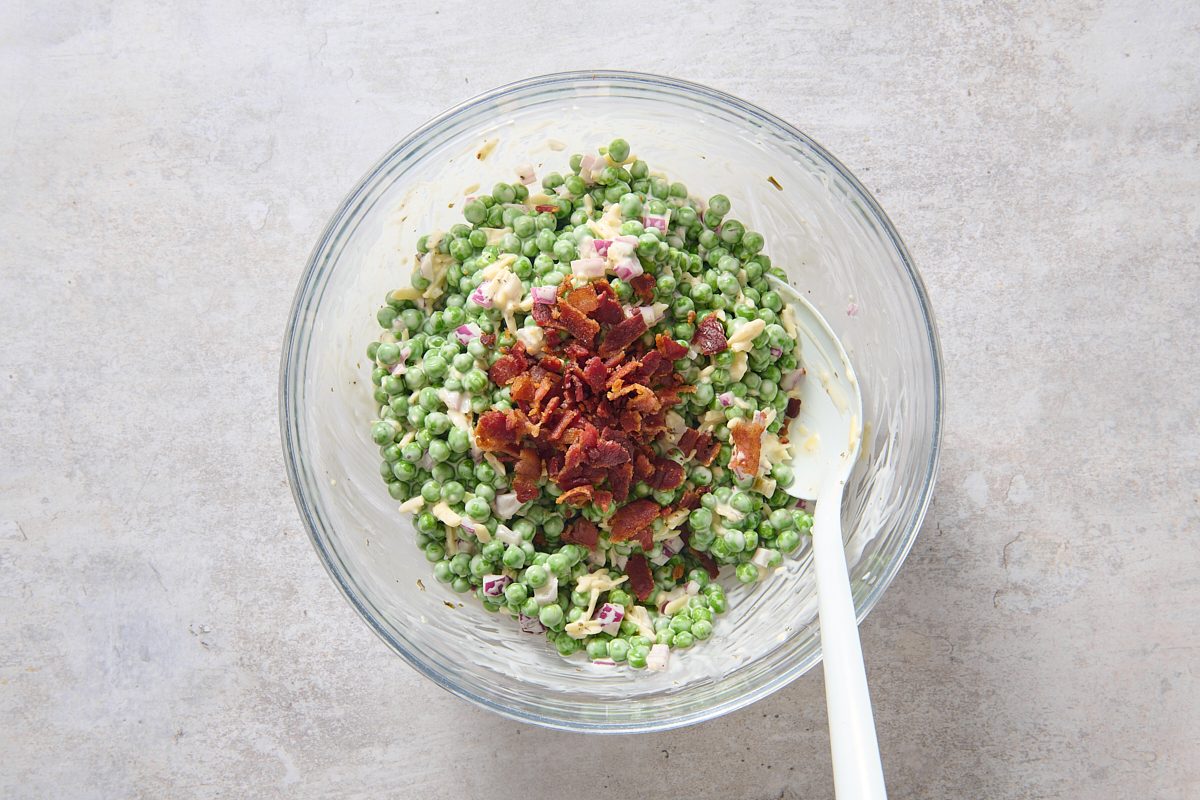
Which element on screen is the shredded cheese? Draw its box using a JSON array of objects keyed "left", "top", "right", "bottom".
[
  {"left": 397, "top": 496, "right": 425, "bottom": 513},
  {"left": 431, "top": 501, "right": 462, "bottom": 528},
  {"left": 624, "top": 605, "right": 655, "bottom": 639},
  {"left": 727, "top": 319, "right": 766, "bottom": 352}
]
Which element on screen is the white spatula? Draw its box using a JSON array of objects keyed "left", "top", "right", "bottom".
[{"left": 769, "top": 276, "right": 885, "bottom": 800}]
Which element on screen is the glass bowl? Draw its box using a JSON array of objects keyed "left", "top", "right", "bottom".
[{"left": 280, "top": 71, "right": 943, "bottom": 733}]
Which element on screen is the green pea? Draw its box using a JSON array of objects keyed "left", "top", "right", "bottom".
[
  {"left": 432, "top": 560, "right": 453, "bottom": 583},
  {"left": 628, "top": 645, "right": 650, "bottom": 669},
  {"left": 440, "top": 481, "right": 464, "bottom": 503},
  {"left": 708, "top": 194, "right": 731, "bottom": 216},
  {"left": 771, "top": 463, "right": 794, "bottom": 485},
  {"left": 502, "top": 544, "right": 526, "bottom": 570},
  {"left": 464, "top": 497, "right": 489, "bottom": 522},
  {"left": 777, "top": 529, "right": 802, "bottom": 553},
  {"left": 504, "top": 582, "right": 529, "bottom": 606},
  {"left": 523, "top": 564, "right": 549, "bottom": 588},
  {"left": 689, "top": 508, "right": 713, "bottom": 530},
  {"left": 539, "top": 603, "right": 565, "bottom": 629},
  {"left": 463, "top": 200, "right": 486, "bottom": 224},
  {"left": 424, "top": 542, "right": 446, "bottom": 562}
]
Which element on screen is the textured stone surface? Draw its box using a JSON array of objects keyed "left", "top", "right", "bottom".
[{"left": 2, "top": 2, "right": 1198, "bottom": 798}]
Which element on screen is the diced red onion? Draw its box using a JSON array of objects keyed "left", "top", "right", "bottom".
[
  {"left": 493, "top": 493, "right": 521, "bottom": 520},
  {"left": 578, "top": 238, "right": 597, "bottom": 259},
  {"left": 481, "top": 574, "right": 511, "bottom": 597},
  {"left": 662, "top": 536, "right": 683, "bottom": 557},
  {"left": 530, "top": 285, "right": 558, "bottom": 304},
  {"left": 847, "top": 302, "right": 859, "bottom": 317},
  {"left": 571, "top": 257, "right": 607, "bottom": 279},
  {"left": 613, "top": 257, "right": 644, "bottom": 282},
  {"left": 519, "top": 613, "right": 546, "bottom": 634},
  {"left": 649, "top": 550, "right": 671, "bottom": 566},
  {"left": 770, "top": 346, "right": 783, "bottom": 358},
  {"left": 455, "top": 323, "right": 482, "bottom": 344},
  {"left": 646, "top": 643, "right": 670, "bottom": 671},
  {"left": 594, "top": 603, "right": 624, "bottom": 626},
  {"left": 614, "top": 234, "right": 639, "bottom": 245},
  {"left": 591, "top": 657, "right": 617, "bottom": 665},
  {"left": 795, "top": 499, "right": 808, "bottom": 510},
  {"left": 642, "top": 213, "right": 670, "bottom": 232},
  {"left": 718, "top": 392, "right": 734, "bottom": 407},
  {"left": 601, "top": 621, "right": 622, "bottom": 637},
  {"left": 579, "top": 153, "right": 597, "bottom": 181},
  {"left": 781, "top": 370, "right": 804, "bottom": 392},
  {"left": 685, "top": 579, "right": 701, "bottom": 596},
  {"left": 515, "top": 163, "right": 537, "bottom": 185},
  {"left": 470, "top": 284, "right": 494, "bottom": 308},
  {"left": 592, "top": 239, "right": 611, "bottom": 256},
  {"left": 611, "top": 552, "right": 628, "bottom": 571}
]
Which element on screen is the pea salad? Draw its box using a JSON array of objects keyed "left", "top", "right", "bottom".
[{"left": 365, "top": 139, "right": 812, "bottom": 671}]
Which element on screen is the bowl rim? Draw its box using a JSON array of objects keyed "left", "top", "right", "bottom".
[{"left": 279, "top": 69, "right": 944, "bottom": 733}]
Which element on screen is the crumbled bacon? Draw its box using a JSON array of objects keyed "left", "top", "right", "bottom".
[
  {"left": 656, "top": 334, "right": 688, "bottom": 360},
  {"left": 472, "top": 275, "right": 700, "bottom": 549},
  {"left": 786, "top": 397, "right": 802, "bottom": 419},
  {"left": 598, "top": 313, "right": 647, "bottom": 358},
  {"left": 646, "top": 458, "right": 685, "bottom": 491},
  {"left": 624, "top": 553, "right": 655, "bottom": 601},
  {"left": 629, "top": 273, "right": 656, "bottom": 303},
  {"left": 729, "top": 418, "right": 765, "bottom": 479},
  {"left": 489, "top": 344, "right": 529, "bottom": 386},
  {"left": 692, "top": 313, "right": 728, "bottom": 354},
  {"left": 564, "top": 518, "right": 599, "bottom": 548},
  {"left": 609, "top": 498, "right": 661, "bottom": 542},
  {"left": 693, "top": 433, "right": 720, "bottom": 466}
]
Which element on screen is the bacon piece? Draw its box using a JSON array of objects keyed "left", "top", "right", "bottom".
[
  {"left": 656, "top": 334, "right": 688, "bottom": 361},
  {"left": 547, "top": 409, "right": 578, "bottom": 441},
  {"left": 563, "top": 518, "right": 600, "bottom": 549},
  {"left": 675, "top": 488, "right": 707, "bottom": 513},
  {"left": 636, "top": 350, "right": 664, "bottom": 381},
  {"left": 480, "top": 333, "right": 496, "bottom": 347},
  {"left": 729, "top": 418, "right": 765, "bottom": 479},
  {"left": 556, "top": 301, "right": 600, "bottom": 347},
  {"left": 609, "top": 498, "right": 660, "bottom": 542},
  {"left": 531, "top": 302, "right": 555, "bottom": 326},
  {"left": 488, "top": 346, "right": 528, "bottom": 386},
  {"left": 565, "top": 286, "right": 601, "bottom": 314},
  {"left": 587, "top": 440, "right": 630, "bottom": 467},
  {"left": 598, "top": 313, "right": 647, "bottom": 358},
  {"left": 633, "top": 452, "right": 654, "bottom": 480},
  {"left": 592, "top": 489, "right": 613, "bottom": 512},
  {"left": 623, "top": 384, "right": 660, "bottom": 414},
  {"left": 786, "top": 397, "right": 802, "bottom": 419},
  {"left": 693, "top": 433, "right": 720, "bottom": 466},
  {"left": 619, "top": 409, "right": 643, "bottom": 435},
  {"left": 646, "top": 458, "right": 685, "bottom": 491},
  {"left": 510, "top": 373, "right": 536, "bottom": 404},
  {"left": 624, "top": 553, "right": 654, "bottom": 601},
  {"left": 634, "top": 526, "right": 653, "bottom": 551},
  {"left": 474, "top": 410, "right": 520, "bottom": 450},
  {"left": 692, "top": 313, "right": 728, "bottom": 354},
  {"left": 557, "top": 485, "right": 594, "bottom": 507},
  {"left": 629, "top": 273, "right": 656, "bottom": 303},
  {"left": 691, "top": 546, "right": 720, "bottom": 580},
  {"left": 678, "top": 428, "right": 699, "bottom": 456},
  {"left": 588, "top": 293, "right": 624, "bottom": 326},
  {"left": 582, "top": 357, "right": 609, "bottom": 392},
  {"left": 608, "top": 460, "right": 633, "bottom": 501},
  {"left": 512, "top": 447, "right": 542, "bottom": 502},
  {"left": 539, "top": 356, "right": 564, "bottom": 374}
]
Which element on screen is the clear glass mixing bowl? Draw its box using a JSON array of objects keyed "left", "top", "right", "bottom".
[{"left": 280, "top": 71, "right": 943, "bottom": 733}]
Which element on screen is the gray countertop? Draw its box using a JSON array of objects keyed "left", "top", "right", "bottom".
[{"left": 2, "top": 2, "right": 1197, "bottom": 798}]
